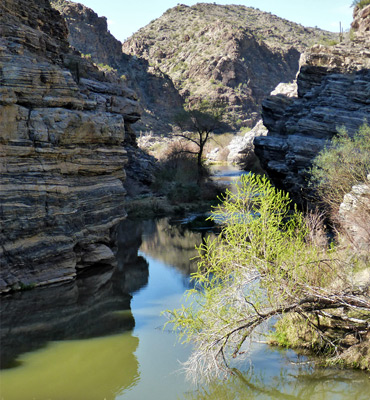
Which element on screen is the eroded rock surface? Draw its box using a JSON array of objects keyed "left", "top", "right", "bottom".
[
  {"left": 339, "top": 174, "right": 370, "bottom": 251},
  {"left": 50, "top": 0, "right": 184, "bottom": 134},
  {"left": 0, "top": 0, "right": 141, "bottom": 292},
  {"left": 254, "top": 6, "right": 370, "bottom": 202}
]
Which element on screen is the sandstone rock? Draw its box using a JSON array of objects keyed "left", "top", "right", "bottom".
[
  {"left": 77, "top": 244, "right": 117, "bottom": 268},
  {"left": 0, "top": 0, "right": 141, "bottom": 292}
]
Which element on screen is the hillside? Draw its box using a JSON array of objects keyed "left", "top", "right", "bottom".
[
  {"left": 122, "top": 3, "right": 338, "bottom": 130},
  {"left": 51, "top": 0, "right": 184, "bottom": 134},
  {"left": 52, "top": 1, "right": 338, "bottom": 133}
]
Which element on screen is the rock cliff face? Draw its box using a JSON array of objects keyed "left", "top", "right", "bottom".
[
  {"left": 51, "top": 0, "right": 184, "bottom": 134},
  {"left": 339, "top": 174, "right": 370, "bottom": 251},
  {"left": 0, "top": 0, "right": 141, "bottom": 292},
  {"left": 254, "top": 6, "right": 370, "bottom": 202}
]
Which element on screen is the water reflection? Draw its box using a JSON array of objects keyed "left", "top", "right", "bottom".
[
  {"left": 0, "top": 265, "right": 137, "bottom": 369},
  {"left": 1, "top": 217, "right": 369, "bottom": 400},
  {"left": 133, "top": 218, "right": 210, "bottom": 276},
  {"left": 0, "top": 217, "right": 202, "bottom": 399},
  {"left": 1, "top": 333, "right": 139, "bottom": 400},
  {"left": 186, "top": 349, "right": 370, "bottom": 400}
]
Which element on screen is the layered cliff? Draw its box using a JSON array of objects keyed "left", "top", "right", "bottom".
[
  {"left": 254, "top": 5, "right": 370, "bottom": 202},
  {"left": 0, "top": 0, "right": 141, "bottom": 292},
  {"left": 50, "top": 0, "right": 184, "bottom": 134}
]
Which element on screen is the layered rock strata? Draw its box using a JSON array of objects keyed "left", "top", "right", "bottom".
[
  {"left": 254, "top": 6, "right": 370, "bottom": 202},
  {"left": 0, "top": 0, "right": 141, "bottom": 292},
  {"left": 50, "top": 0, "right": 184, "bottom": 134}
]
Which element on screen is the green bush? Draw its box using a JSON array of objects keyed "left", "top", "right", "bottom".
[
  {"left": 309, "top": 123, "right": 370, "bottom": 213},
  {"left": 352, "top": 0, "right": 370, "bottom": 9}
]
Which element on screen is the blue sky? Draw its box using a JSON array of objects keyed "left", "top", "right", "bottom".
[{"left": 75, "top": 0, "right": 355, "bottom": 42}]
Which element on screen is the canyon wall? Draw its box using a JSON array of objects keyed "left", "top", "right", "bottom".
[
  {"left": 52, "top": 1, "right": 337, "bottom": 133},
  {"left": 254, "top": 5, "right": 370, "bottom": 203},
  {"left": 0, "top": 0, "right": 140, "bottom": 292},
  {"left": 51, "top": 0, "right": 184, "bottom": 134}
]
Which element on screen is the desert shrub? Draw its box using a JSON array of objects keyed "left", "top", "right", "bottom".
[
  {"left": 309, "top": 123, "right": 370, "bottom": 213},
  {"left": 352, "top": 0, "right": 370, "bottom": 9},
  {"left": 168, "top": 182, "right": 200, "bottom": 203}
]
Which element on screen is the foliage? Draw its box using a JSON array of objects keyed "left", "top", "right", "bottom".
[
  {"left": 152, "top": 144, "right": 221, "bottom": 204},
  {"left": 166, "top": 173, "right": 370, "bottom": 382},
  {"left": 173, "top": 99, "right": 226, "bottom": 182},
  {"left": 96, "top": 63, "right": 117, "bottom": 73},
  {"left": 352, "top": 0, "right": 370, "bottom": 9},
  {"left": 309, "top": 123, "right": 370, "bottom": 213}
]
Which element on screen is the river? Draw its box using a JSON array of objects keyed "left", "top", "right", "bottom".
[{"left": 1, "top": 167, "right": 369, "bottom": 399}]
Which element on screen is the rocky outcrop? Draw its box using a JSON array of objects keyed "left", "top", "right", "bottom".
[
  {"left": 227, "top": 120, "right": 267, "bottom": 166},
  {"left": 50, "top": 0, "right": 184, "bottom": 134},
  {"left": 351, "top": 3, "right": 370, "bottom": 36},
  {"left": 254, "top": 6, "right": 370, "bottom": 202},
  {"left": 339, "top": 174, "right": 370, "bottom": 251},
  {"left": 0, "top": 0, "right": 141, "bottom": 292}
]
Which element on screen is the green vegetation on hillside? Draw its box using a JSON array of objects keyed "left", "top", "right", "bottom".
[{"left": 122, "top": 3, "right": 339, "bottom": 131}]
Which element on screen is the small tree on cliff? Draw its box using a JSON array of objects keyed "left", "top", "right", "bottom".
[{"left": 173, "top": 100, "right": 225, "bottom": 183}]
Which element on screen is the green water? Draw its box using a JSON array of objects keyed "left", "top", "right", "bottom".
[{"left": 1, "top": 218, "right": 369, "bottom": 400}]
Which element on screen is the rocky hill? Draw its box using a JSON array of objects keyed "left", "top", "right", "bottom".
[
  {"left": 51, "top": 0, "right": 184, "bottom": 134},
  {"left": 254, "top": 5, "right": 370, "bottom": 204},
  {"left": 122, "top": 3, "right": 338, "bottom": 130},
  {"left": 0, "top": 0, "right": 141, "bottom": 292},
  {"left": 52, "top": 1, "right": 337, "bottom": 133}
]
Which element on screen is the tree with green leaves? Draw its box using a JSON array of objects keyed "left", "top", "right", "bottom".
[
  {"left": 166, "top": 173, "right": 370, "bottom": 382},
  {"left": 173, "top": 100, "right": 225, "bottom": 183}
]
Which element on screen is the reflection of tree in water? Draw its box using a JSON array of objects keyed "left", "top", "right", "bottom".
[
  {"left": 138, "top": 218, "right": 214, "bottom": 275},
  {"left": 185, "top": 364, "right": 370, "bottom": 400}
]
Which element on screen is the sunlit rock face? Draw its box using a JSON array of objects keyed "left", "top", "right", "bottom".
[
  {"left": 0, "top": 0, "right": 141, "bottom": 292},
  {"left": 254, "top": 6, "right": 370, "bottom": 203},
  {"left": 339, "top": 174, "right": 370, "bottom": 252}
]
